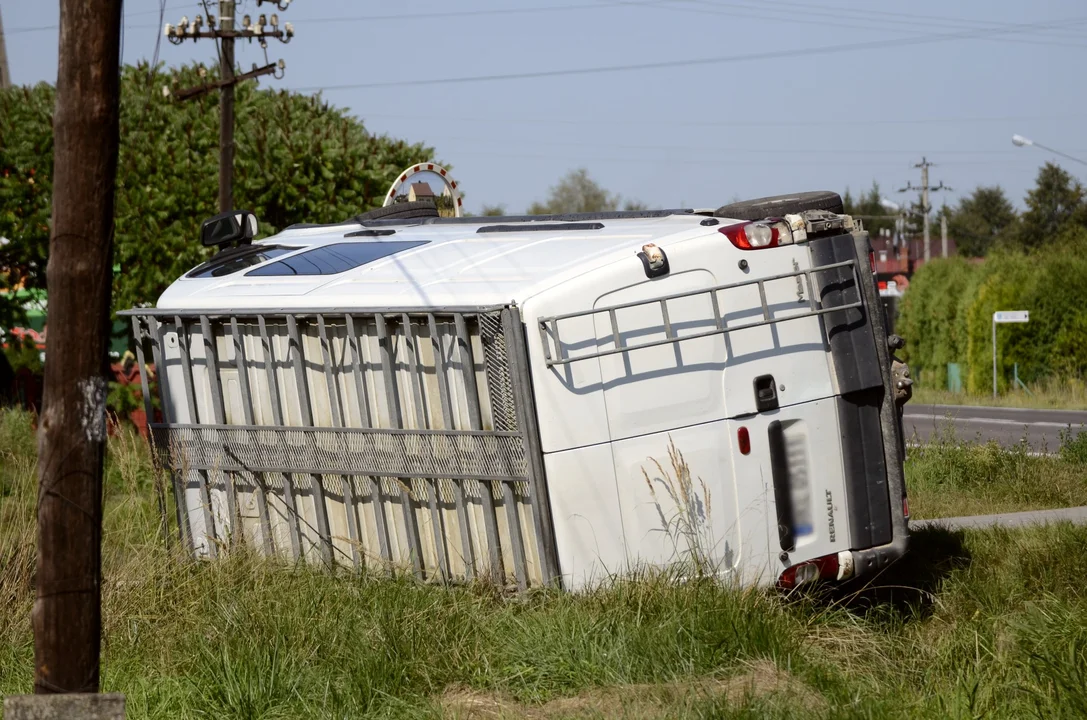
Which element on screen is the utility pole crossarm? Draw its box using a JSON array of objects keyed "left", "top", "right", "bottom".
[
  {"left": 171, "top": 62, "right": 282, "bottom": 102},
  {"left": 165, "top": 29, "right": 290, "bottom": 41}
]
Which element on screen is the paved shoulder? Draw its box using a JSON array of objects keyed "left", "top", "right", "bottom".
[
  {"left": 913, "top": 506, "right": 1087, "bottom": 531},
  {"left": 905, "top": 403, "right": 1087, "bottom": 426},
  {"left": 902, "top": 403, "right": 1087, "bottom": 449}
]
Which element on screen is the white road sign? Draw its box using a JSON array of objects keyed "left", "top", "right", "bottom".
[
  {"left": 993, "top": 311, "right": 1029, "bottom": 323},
  {"left": 992, "top": 310, "right": 1030, "bottom": 396}
]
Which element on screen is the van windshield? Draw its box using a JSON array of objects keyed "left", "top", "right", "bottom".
[
  {"left": 245, "top": 241, "right": 428, "bottom": 277},
  {"left": 187, "top": 245, "right": 297, "bottom": 279}
]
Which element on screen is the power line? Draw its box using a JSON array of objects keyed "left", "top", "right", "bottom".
[
  {"left": 295, "top": 15, "right": 1087, "bottom": 92},
  {"left": 356, "top": 110, "right": 1087, "bottom": 130},
  {"left": 721, "top": 0, "right": 1087, "bottom": 40},
  {"left": 11, "top": 0, "right": 1087, "bottom": 49},
  {"left": 427, "top": 149, "right": 1044, "bottom": 169},
  {"left": 127, "top": 2, "right": 194, "bottom": 18},
  {"left": 410, "top": 133, "right": 1087, "bottom": 157},
  {"left": 655, "top": 1, "right": 1087, "bottom": 50},
  {"left": 672, "top": 0, "right": 1087, "bottom": 46},
  {"left": 150, "top": 0, "right": 168, "bottom": 69},
  {"left": 5, "top": 0, "right": 660, "bottom": 34},
  {"left": 301, "top": 0, "right": 663, "bottom": 24},
  {"left": 6, "top": 2, "right": 195, "bottom": 34}
]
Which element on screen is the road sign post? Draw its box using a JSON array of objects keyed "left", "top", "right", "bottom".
[{"left": 992, "top": 311, "right": 1030, "bottom": 397}]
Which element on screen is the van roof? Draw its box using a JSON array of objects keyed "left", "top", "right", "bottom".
[{"left": 156, "top": 210, "right": 723, "bottom": 311}]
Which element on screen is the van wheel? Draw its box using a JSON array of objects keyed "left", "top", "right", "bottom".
[
  {"left": 355, "top": 200, "right": 439, "bottom": 222},
  {"left": 714, "top": 191, "right": 844, "bottom": 220}
]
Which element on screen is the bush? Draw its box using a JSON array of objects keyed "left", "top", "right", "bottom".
[
  {"left": 899, "top": 236, "right": 1087, "bottom": 393},
  {"left": 0, "top": 63, "right": 437, "bottom": 317},
  {"left": 898, "top": 257, "right": 977, "bottom": 387}
]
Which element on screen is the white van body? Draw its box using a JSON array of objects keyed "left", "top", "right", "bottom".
[{"left": 126, "top": 206, "right": 909, "bottom": 590}]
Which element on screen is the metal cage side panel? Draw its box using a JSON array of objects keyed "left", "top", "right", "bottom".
[{"left": 127, "top": 308, "right": 557, "bottom": 588}]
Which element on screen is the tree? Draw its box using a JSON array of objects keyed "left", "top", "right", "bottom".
[
  {"left": 527, "top": 168, "right": 646, "bottom": 214},
  {"left": 842, "top": 181, "right": 896, "bottom": 237},
  {"left": 1015, "top": 162, "right": 1087, "bottom": 249},
  {"left": 944, "top": 186, "right": 1018, "bottom": 257},
  {"left": 0, "top": 62, "right": 435, "bottom": 318}
]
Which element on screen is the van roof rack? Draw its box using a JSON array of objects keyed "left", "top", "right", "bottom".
[
  {"left": 367, "top": 208, "right": 693, "bottom": 227},
  {"left": 286, "top": 208, "right": 698, "bottom": 232}
]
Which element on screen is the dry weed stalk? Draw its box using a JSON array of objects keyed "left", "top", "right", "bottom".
[{"left": 642, "top": 436, "right": 716, "bottom": 576}]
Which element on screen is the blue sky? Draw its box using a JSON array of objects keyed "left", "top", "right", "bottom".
[{"left": 5, "top": 0, "right": 1086, "bottom": 215}]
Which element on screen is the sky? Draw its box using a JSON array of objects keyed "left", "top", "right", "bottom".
[{"left": 4, "top": 0, "right": 1087, "bottom": 215}]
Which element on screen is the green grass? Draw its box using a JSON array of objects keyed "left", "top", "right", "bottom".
[
  {"left": 911, "top": 381, "right": 1087, "bottom": 411},
  {"left": 4, "top": 408, "right": 1087, "bottom": 718},
  {"left": 905, "top": 434, "right": 1087, "bottom": 519}
]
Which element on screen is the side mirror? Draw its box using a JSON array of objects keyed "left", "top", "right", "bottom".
[{"left": 200, "top": 210, "right": 258, "bottom": 249}]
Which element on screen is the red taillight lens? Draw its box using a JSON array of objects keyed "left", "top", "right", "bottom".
[
  {"left": 737, "top": 426, "right": 751, "bottom": 455},
  {"left": 778, "top": 553, "right": 840, "bottom": 589},
  {"left": 903, "top": 496, "right": 910, "bottom": 519},
  {"left": 719, "top": 221, "right": 785, "bottom": 250},
  {"left": 869, "top": 250, "right": 877, "bottom": 273}
]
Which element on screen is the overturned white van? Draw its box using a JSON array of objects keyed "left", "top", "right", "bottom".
[{"left": 123, "top": 191, "right": 911, "bottom": 591}]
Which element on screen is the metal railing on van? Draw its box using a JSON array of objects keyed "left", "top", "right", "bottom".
[{"left": 537, "top": 257, "right": 863, "bottom": 366}]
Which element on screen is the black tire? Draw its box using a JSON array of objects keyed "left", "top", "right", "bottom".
[
  {"left": 714, "top": 191, "right": 844, "bottom": 220},
  {"left": 355, "top": 200, "right": 439, "bottom": 222}
]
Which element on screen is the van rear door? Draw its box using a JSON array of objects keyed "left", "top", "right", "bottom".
[{"left": 592, "top": 269, "right": 749, "bottom": 580}]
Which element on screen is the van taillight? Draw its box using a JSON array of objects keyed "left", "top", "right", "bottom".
[
  {"left": 869, "top": 250, "right": 876, "bottom": 273},
  {"left": 737, "top": 426, "right": 751, "bottom": 455},
  {"left": 778, "top": 551, "right": 853, "bottom": 589},
  {"left": 903, "top": 496, "right": 910, "bottom": 519},
  {"left": 719, "top": 220, "right": 792, "bottom": 250}
]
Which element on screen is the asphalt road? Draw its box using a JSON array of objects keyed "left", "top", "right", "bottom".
[
  {"left": 902, "top": 403, "right": 1087, "bottom": 451},
  {"left": 914, "top": 506, "right": 1087, "bottom": 531}
]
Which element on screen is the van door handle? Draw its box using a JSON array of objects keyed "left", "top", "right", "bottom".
[{"left": 754, "top": 374, "right": 779, "bottom": 412}]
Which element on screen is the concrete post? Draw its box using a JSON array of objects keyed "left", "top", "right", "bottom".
[{"left": 4, "top": 694, "right": 125, "bottom": 719}]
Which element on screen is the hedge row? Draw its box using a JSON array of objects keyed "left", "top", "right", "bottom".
[{"left": 897, "top": 228, "right": 1087, "bottom": 393}]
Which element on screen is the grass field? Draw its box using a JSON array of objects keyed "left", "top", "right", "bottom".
[
  {"left": 905, "top": 432, "right": 1087, "bottom": 519},
  {"left": 4, "top": 408, "right": 1087, "bottom": 718}
]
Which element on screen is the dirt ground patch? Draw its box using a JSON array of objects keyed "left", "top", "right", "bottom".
[{"left": 439, "top": 660, "right": 824, "bottom": 719}]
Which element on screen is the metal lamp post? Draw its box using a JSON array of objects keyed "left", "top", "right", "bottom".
[{"left": 1012, "top": 134, "right": 1087, "bottom": 167}]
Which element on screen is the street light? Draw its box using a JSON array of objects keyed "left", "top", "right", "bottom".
[{"left": 1011, "top": 134, "right": 1087, "bottom": 166}]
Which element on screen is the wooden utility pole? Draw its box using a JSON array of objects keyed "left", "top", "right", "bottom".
[
  {"left": 0, "top": 6, "right": 11, "bottom": 89},
  {"left": 165, "top": 1, "right": 293, "bottom": 213},
  {"left": 941, "top": 213, "right": 949, "bottom": 258},
  {"left": 898, "top": 157, "right": 950, "bottom": 264},
  {"left": 34, "top": 0, "right": 122, "bottom": 695},
  {"left": 219, "top": 2, "right": 235, "bottom": 211}
]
